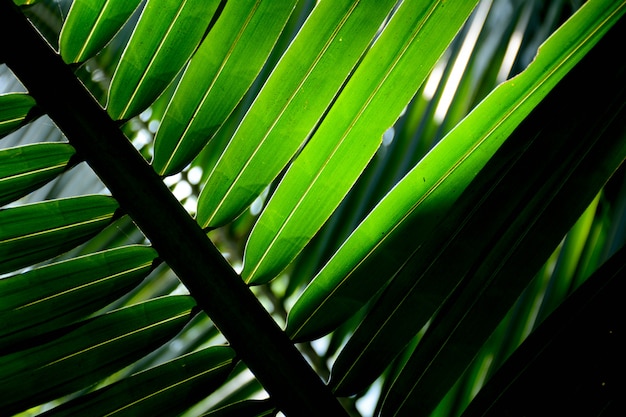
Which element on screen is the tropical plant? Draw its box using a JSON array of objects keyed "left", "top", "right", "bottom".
[{"left": 0, "top": 0, "right": 624, "bottom": 416}]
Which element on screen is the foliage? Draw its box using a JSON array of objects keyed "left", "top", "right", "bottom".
[{"left": 1, "top": 0, "right": 624, "bottom": 416}]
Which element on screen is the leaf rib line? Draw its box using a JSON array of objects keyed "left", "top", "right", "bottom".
[
  {"left": 246, "top": 0, "right": 436, "bottom": 283},
  {"left": 202, "top": 0, "right": 363, "bottom": 227},
  {"left": 289, "top": 5, "right": 609, "bottom": 339},
  {"left": 103, "top": 358, "right": 234, "bottom": 416},
  {"left": 119, "top": 0, "right": 190, "bottom": 118},
  {"left": 41, "top": 310, "right": 192, "bottom": 369},
  {"left": 0, "top": 116, "right": 27, "bottom": 127},
  {"left": 74, "top": 0, "right": 112, "bottom": 63},
  {"left": 0, "top": 163, "right": 67, "bottom": 184},
  {"left": 0, "top": 214, "right": 114, "bottom": 246},
  {"left": 15, "top": 262, "right": 152, "bottom": 310},
  {"left": 160, "top": 1, "right": 263, "bottom": 174}
]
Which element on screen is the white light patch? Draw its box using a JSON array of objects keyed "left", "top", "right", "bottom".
[{"left": 434, "top": 0, "right": 492, "bottom": 123}]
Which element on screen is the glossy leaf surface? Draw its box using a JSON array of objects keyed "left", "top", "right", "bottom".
[
  {"left": 286, "top": 0, "right": 626, "bottom": 342},
  {"left": 106, "top": 0, "right": 219, "bottom": 120},
  {"left": 59, "top": 0, "right": 143, "bottom": 64},
  {"left": 152, "top": 0, "right": 299, "bottom": 176},
  {"left": 0, "top": 245, "right": 157, "bottom": 352},
  {"left": 196, "top": 0, "right": 399, "bottom": 228},
  {"left": 0, "top": 295, "right": 196, "bottom": 415},
  {"left": 0, "top": 142, "right": 75, "bottom": 206},
  {"left": 0, "top": 195, "right": 119, "bottom": 274}
]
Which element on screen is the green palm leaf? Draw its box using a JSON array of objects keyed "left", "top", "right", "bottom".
[
  {"left": 0, "top": 295, "right": 196, "bottom": 415},
  {"left": 196, "top": 0, "right": 399, "bottom": 228},
  {"left": 374, "top": 21, "right": 626, "bottom": 412},
  {"left": 242, "top": 0, "right": 480, "bottom": 285},
  {"left": 1, "top": 0, "right": 623, "bottom": 416},
  {"left": 200, "top": 399, "right": 277, "bottom": 417},
  {"left": 0, "top": 195, "right": 120, "bottom": 274},
  {"left": 152, "top": 0, "right": 300, "bottom": 176},
  {"left": 40, "top": 346, "right": 236, "bottom": 417},
  {"left": 0, "top": 93, "right": 37, "bottom": 137},
  {"left": 59, "top": 0, "right": 142, "bottom": 64},
  {"left": 459, "top": 245, "right": 624, "bottom": 417},
  {"left": 106, "top": 0, "right": 220, "bottom": 120},
  {"left": 0, "top": 142, "right": 75, "bottom": 205},
  {"left": 286, "top": 0, "right": 626, "bottom": 342},
  {"left": 0, "top": 245, "right": 157, "bottom": 352}
]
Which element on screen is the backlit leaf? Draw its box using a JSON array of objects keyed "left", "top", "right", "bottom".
[
  {"left": 152, "top": 0, "right": 299, "bottom": 176},
  {"left": 243, "top": 0, "right": 480, "bottom": 285},
  {"left": 106, "top": 0, "right": 220, "bottom": 120},
  {"left": 59, "top": 0, "right": 143, "bottom": 64},
  {"left": 196, "top": 0, "right": 399, "bottom": 228},
  {"left": 286, "top": 0, "right": 626, "bottom": 342}
]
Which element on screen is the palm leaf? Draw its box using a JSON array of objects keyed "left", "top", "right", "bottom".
[
  {"left": 152, "top": 0, "right": 300, "bottom": 176},
  {"left": 0, "top": 0, "right": 623, "bottom": 416},
  {"left": 242, "top": 0, "right": 480, "bottom": 285},
  {"left": 460, "top": 244, "right": 624, "bottom": 417},
  {"left": 196, "top": 0, "right": 400, "bottom": 228},
  {"left": 58, "top": 0, "right": 142, "bottom": 64},
  {"left": 0, "top": 295, "right": 196, "bottom": 415},
  {"left": 40, "top": 346, "right": 236, "bottom": 417},
  {"left": 286, "top": 0, "right": 626, "bottom": 342},
  {"left": 106, "top": 0, "right": 220, "bottom": 120},
  {"left": 0, "top": 245, "right": 157, "bottom": 352}
]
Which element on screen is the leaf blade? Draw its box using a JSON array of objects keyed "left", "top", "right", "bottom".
[
  {"left": 59, "top": 0, "right": 143, "bottom": 64},
  {"left": 242, "top": 0, "right": 480, "bottom": 285},
  {"left": 0, "top": 295, "right": 197, "bottom": 415},
  {"left": 196, "top": 0, "right": 399, "bottom": 228},
  {"left": 152, "top": 0, "right": 299, "bottom": 176},
  {"left": 0, "top": 93, "right": 37, "bottom": 138},
  {"left": 40, "top": 346, "right": 236, "bottom": 417},
  {"left": 0, "top": 195, "right": 119, "bottom": 274},
  {"left": 0, "top": 142, "right": 76, "bottom": 206},
  {"left": 0, "top": 245, "right": 157, "bottom": 352},
  {"left": 286, "top": 0, "right": 626, "bottom": 342},
  {"left": 106, "top": 0, "right": 220, "bottom": 120}
]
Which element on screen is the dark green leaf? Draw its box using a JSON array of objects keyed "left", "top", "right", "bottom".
[
  {"left": 0, "top": 93, "right": 36, "bottom": 137},
  {"left": 41, "top": 346, "right": 236, "bottom": 417},
  {"left": 0, "top": 245, "right": 157, "bottom": 352},
  {"left": 0, "top": 142, "right": 76, "bottom": 206},
  {"left": 286, "top": 0, "right": 626, "bottom": 342},
  {"left": 459, "top": 245, "right": 624, "bottom": 417},
  {"left": 375, "top": 13, "right": 626, "bottom": 414},
  {"left": 0, "top": 195, "right": 119, "bottom": 274},
  {"left": 0, "top": 295, "right": 197, "bottom": 415},
  {"left": 201, "top": 399, "right": 277, "bottom": 417}
]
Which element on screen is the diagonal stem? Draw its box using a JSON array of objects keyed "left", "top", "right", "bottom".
[{"left": 0, "top": 2, "right": 347, "bottom": 416}]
